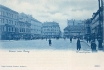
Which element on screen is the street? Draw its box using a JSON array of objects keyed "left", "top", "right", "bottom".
[
  {"left": 0, "top": 39, "right": 104, "bottom": 70},
  {"left": 0, "top": 39, "right": 91, "bottom": 52}
]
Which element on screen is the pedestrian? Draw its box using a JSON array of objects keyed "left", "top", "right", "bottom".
[
  {"left": 89, "top": 37, "right": 91, "bottom": 43},
  {"left": 77, "top": 38, "right": 81, "bottom": 51},
  {"left": 46, "top": 38, "right": 47, "bottom": 41},
  {"left": 70, "top": 37, "right": 72, "bottom": 43},
  {"left": 91, "top": 40, "right": 97, "bottom": 52},
  {"left": 87, "top": 37, "right": 89, "bottom": 43},
  {"left": 63, "top": 37, "right": 66, "bottom": 40},
  {"left": 49, "top": 39, "right": 52, "bottom": 46}
]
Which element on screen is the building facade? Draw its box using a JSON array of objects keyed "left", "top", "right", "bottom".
[
  {"left": 0, "top": 5, "right": 18, "bottom": 40},
  {"left": 18, "top": 13, "right": 31, "bottom": 40},
  {"left": 64, "top": 20, "right": 85, "bottom": 38},
  {"left": 84, "top": 19, "right": 91, "bottom": 38},
  {"left": 67, "top": 19, "right": 82, "bottom": 26},
  {"left": 0, "top": 5, "right": 43, "bottom": 40},
  {"left": 64, "top": 26, "right": 70, "bottom": 38},
  {"left": 90, "top": 11, "right": 100, "bottom": 40},
  {"left": 103, "top": 0, "right": 104, "bottom": 44},
  {"left": 42, "top": 21, "right": 61, "bottom": 38},
  {"left": 31, "top": 17, "right": 42, "bottom": 39}
]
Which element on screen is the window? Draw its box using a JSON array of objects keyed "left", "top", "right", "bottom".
[
  {"left": 8, "top": 27, "right": 10, "bottom": 32},
  {"left": 12, "top": 14, "right": 13, "bottom": 18},
  {"left": 12, "top": 27, "right": 13, "bottom": 32},
  {"left": 15, "top": 21, "right": 17, "bottom": 25},
  {"left": 20, "top": 29, "right": 22, "bottom": 32},
  {"left": 1, "top": 26, "right": 2, "bottom": 31},
  {"left": 11, "top": 21, "right": 13, "bottom": 24},
  {"left": 0, "top": 26, "right": 1, "bottom": 31},
  {"left": 0, "top": 18, "right": 1, "bottom": 23},
  {"left": 6, "top": 19, "right": 8, "bottom": 23},
  {"left": 9, "top": 20, "right": 11, "bottom": 24},
  {"left": 2, "top": 19, "right": 4, "bottom": 23},
  {"left": 0, "top": 11, "right": 1, "bottom": 15},
  {"left": 6, "top": 12, "right": 8, "bottom": 17}
]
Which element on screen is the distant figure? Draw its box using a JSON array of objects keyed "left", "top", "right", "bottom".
[
  {"left": 63, "top": 37, "right": 66, "bottom": 40},
  {"left": 46, "top": 38, "right": 47, "bottom": 41},
  {"left": 91, "top": 40, "right": 97, "bottom": 52},
  {"left": 70, "top": 37, "right": 72, "bottom": 43},
  {"left": 49, "top": 39, "right": 52, "bottom": 46},
  {"left": 87, "top": 37, "right": 89, "bottom": 43},
  {"left": 89, "top": 37, "right": 91, "bottom": 43},
  {"left": 77, "top": 38, "right": 81, "bottom": 51}
]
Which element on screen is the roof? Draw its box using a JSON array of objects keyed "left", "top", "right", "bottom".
[{"left": 0, "top": 4, "right": 18, "bottom": 14}]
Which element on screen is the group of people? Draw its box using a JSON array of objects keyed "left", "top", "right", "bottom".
[
  {"left": 77, "top": 38, "right": 97, "bottom": 52},
  {"left": 86, "top": 37, "right": 97, "bottom": 52},
  {"left": 90, "top": 40, "right": 97, "bottom": 52},
  {"left": 47, "top": 37, "right": 97, "bottom": 52},
  {"left": 48, "top": 37, "right": 82, "bottom": 51}
]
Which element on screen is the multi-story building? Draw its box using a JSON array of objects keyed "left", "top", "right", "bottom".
[
  {"left": 64, "top": 20, "right": 85, "bottom": 38},
  {"left": 0, "top": 5, "right": 18, "bottom": 40},
  {"left": 67, "top": 19, "right": 82, "bottom": 26},
  {"left": 18, "top": 13, "right": 31, "bottom": 40},
  {"left": 84, "top": 19, "right": 91, "bottom": 39},
  {"left": 103, "top": 3, "right": 104, "bottom": 45},
  {"left": 89, "top": 4, "right": 104, "bottom": 40},
  {"left": 31, "top": 17, "right": 42, "bottom": 39},
  {"left": 0, "top": 5, "right": 43, "bottom": 40},
  {"left": 90, "top": 12, "right": 99, "bottom": 39},
  {"left": 70, "top": 25, "right": 83, "bottom": 36},
  {"left": 63, "top": 26, "right": 70, "bottom": 38},
  {"left": 42, "top": 21, "right": 61, "bottom": 38}
]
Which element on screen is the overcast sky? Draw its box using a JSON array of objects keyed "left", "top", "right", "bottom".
[{"left": 0, "top": 0, "right": 99, "bottom": 31}]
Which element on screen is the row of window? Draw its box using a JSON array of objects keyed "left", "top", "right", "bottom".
[
  {"left": 0, "top": 26, "right": 60, "bottom": 33},
  {"left": 8, "top": 27, "right": 15, "bottom": 32},
  {"left": 0, "top": 26, "right": 16, "bottom": 32},
  {"left": 0, "top": 26, "right": 30, "bottom": 33},
  {"left": 0, "top": 18, "right": 31, "bottom": 27},
  {"left": 0, "top": 11, "right": 18, "bottom": 19},
  {"left": 0, "top": 18, "right": 17, "bottom": 25},
  {"left": 42, "top": 26, "right": 59, "bottom": 28},
  {"left": 19, "top": 28, "right": 30, "bottom": 33},
  {"left": 31, "top": 29, "right": 41, "bottom": 31},
  {"left": 0, "top": 26, "right": 6, "bottom": 31},
  {"left": 43, "top": 32, "right": 59, "bottom": 35},
  {"left": 43, "top": 29, "right": 60, "bottom": 31}
]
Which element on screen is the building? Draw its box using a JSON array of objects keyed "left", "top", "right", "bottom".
[
  {"left": 18, "top": 13, "right": 31, "bottom": 40},
  {"left": 90, "top": 11, "right": 100, "bottom": 39},
  {"left": 63, "top": 26, "right": 70, "bottom": 38},
  {"left": 31, "top": 17, "right": 42, "bottom": 39},
  {"left": 84, "top": 19, "right": 91, "bottom": 39},
  {"left": 67, "top": 19, "right": 82, "bottom": 26},
  {"left": 42, "top": 21, "right": 61, "bottom": 38},
  {"left": 102, "top": 0, "right": 104, "bottom": 43},
  {"left": 0, "top": 5, "right": 43, "bottom": 40},
  {"left": 89, "top": 0, "right": 104, "bottom": 49},
  {"left": 0, "top": 5, "right": 18, "bottom": 40},
  {"left": 64, "top": 25, "right": 85, "bottom": 38},
  {"left": 64, "top": 20, "right": 85, "bottom": 38}
]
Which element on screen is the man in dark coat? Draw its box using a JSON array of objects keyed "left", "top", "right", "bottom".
[
  {"left": 91, "top": 40, "right": 97, "bottom": 52},
  {"left": 49, "top": 39, "right": 52, "bottom": 46},
  {"left": 70, "top": 37, "right": 72, "bottom": 43},
  {"left": 87, "top": 37, "right": 89, "bottom": 43},
  {"left": 77, "top": 38, "right": 81, "bottom": 51}
]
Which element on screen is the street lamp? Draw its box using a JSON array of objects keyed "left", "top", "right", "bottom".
[{"left": 98, "top": 0, "right": 103, "bottom": 50}]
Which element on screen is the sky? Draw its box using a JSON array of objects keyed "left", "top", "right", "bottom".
[{"left": 0, "top": 0, "right": 99, "bottom": 31}]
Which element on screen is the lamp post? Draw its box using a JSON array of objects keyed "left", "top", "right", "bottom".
[{"left": 98, "top": 0, "right": 103, "bottom": 50}]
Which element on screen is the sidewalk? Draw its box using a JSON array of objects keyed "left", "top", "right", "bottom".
[
  {"left": 81, "top": 40, "right": 91, "bottom": 47},
  {"left": 82, "top": 39, "right": 104, "bottom": 52},
  {"left": 80, "top": 40, "right": 91, "bottom": 52}
]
